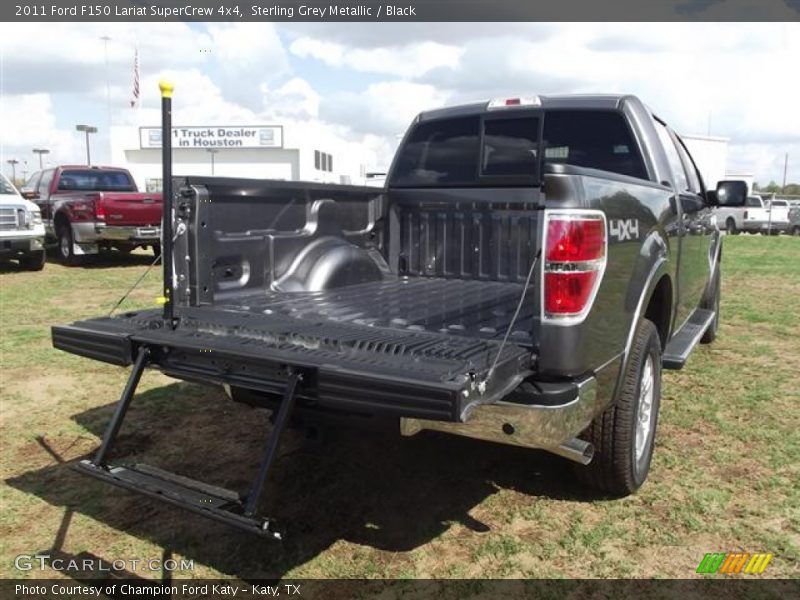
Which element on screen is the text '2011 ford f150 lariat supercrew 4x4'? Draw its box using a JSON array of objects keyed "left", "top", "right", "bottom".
[{"left": 52, "top": 92, "right": 747, "bottom": 538}]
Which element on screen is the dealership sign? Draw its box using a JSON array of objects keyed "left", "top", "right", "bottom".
[{"left": 139, "top": 126, "right": 283, "bottom": 149}]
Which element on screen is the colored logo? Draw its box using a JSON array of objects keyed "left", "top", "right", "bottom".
[{"left": 696, "top": 553, "right": 773, "bottom": 575}]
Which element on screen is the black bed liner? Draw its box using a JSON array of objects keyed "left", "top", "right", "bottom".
[{"left": 218, "top": 277, "right": 535, "bottom": 343}]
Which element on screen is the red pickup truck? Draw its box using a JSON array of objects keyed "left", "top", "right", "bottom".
[{"left": 21, "top": 166, "right": 162, "bottom": 264}]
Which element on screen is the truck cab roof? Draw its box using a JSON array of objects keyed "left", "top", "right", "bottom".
[{"left": 417, "top": 94, "right": 635, "bottom": 122}]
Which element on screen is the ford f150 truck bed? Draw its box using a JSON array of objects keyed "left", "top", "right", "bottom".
[{"left": 52, "top": 93, "right": 747, "bottom": 537}]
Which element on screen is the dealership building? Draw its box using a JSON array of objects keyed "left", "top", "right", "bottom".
[
  {"left": 682, "top": 134, "right": 753, "bottom": 191},
  {"left": 109, "top": 122, "right": 370, "bottom": 193}
]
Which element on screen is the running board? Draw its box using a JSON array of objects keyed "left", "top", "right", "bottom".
[{"left": 662, "top": 309, "right": 715, "bottom": 370}]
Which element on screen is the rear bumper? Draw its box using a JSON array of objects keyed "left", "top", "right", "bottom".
[
  {"left": 73, "top": 222, "right": 161, "bottom": 244},
  {"left": 743, "top": 220, "right": 787, "bottom": 232},
  {"left": 401, "top": 374, "right": 602, "bottom": 450}
]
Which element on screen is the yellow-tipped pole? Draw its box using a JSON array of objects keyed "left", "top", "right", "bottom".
[
  {"left": 160, "top": 80, "right": 176, "bottom": 327},
  {"left": 159, "top": 80, "right": 174, "bottom": 99}
]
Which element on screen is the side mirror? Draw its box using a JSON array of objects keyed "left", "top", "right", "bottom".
[
  {"left": 21, "top": 191, "right": 39, "bottom": 200},
  {"left": 715, "top": 180, "right": 747, "bottom": 207}
]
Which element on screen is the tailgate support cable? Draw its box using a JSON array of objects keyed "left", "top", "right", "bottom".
[{"left": 483, "top": 250, "right": 541, "bottom": 388}]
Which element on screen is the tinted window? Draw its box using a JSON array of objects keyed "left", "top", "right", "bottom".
[
  {"left": 392, "top": 116, "right": 480, "bottom": 186},
  {"left": 654, "top": 121, "right": 689, "bottom": 191},
  {"left": 543, "top": 111, "right": 648, "bottom": 180},
  {"left": 746, "top": 197, "right": 762, "bottom": 207},
  {"left": 21, "top": 171, "right": 41, "bottom": 193},
  {"left": 772, "top": 200, "right": 787, "bottom": 207},
  {"left": 38, "top": 170, "right": 55, "bottom": 195},
  {"left": 57, "top": 170, "right": 135, "bottom": 192},
  {"left": 481, "top": 117, "right": 540, "bottom": 177},
  {"left": 675, "top": 137, "right": 702, "bottom": 193},
  {"left": 0, "top": 176, "right": 17, "bottom": 195}
]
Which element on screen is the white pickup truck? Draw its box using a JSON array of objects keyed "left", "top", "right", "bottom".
[
  {"left": 0, "top": 173, "right": 46, "bottom": 270},
  {"left": 716, "top": 194, "right": 788, "bottom": 235}
]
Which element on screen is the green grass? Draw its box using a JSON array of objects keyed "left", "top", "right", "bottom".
[{"left": 0, "top": 238, "right": 798, "bottom": 580}]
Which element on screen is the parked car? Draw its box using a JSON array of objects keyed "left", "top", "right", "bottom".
[
  {"left": 53, "top": 94, "right": 746, "bottom": 537},
  {"left": 765, "top": 198, "right": 791, "bottom": 233},
  {"left": 716, "top": 194, "right": 766, "bottom": 234},
  {"left": 0, "top": 173, "right": 46, "bottom": 270},
  {"left": 715, "top": 194, "right": 789, "bottom": 235},
  {"left": 21, "top": 165, "right": 162, "bottom": 264},
  {"left": 788, "top": 207, "right": 800, "bottom": 236}
]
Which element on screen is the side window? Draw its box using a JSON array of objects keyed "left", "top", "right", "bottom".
[
  {"left": 675, "top": 137, "right": 702, "bottom": 194},
  {"left": 37, "top": 170, "right": 54, "bottom": 196},
  {"left": 542, "top": 110, "right": 648, "bottom": 180},
  {"left": 21, "top": 171, "right": 41, "bottom": 194},
  {"left": 746, "top": 197, "right": 762, "bottom": 207},
  {"left": 654, "top": 121, "right": 688, "bottom": 192}
]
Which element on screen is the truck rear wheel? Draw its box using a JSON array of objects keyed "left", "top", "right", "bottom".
[
  {"left": 574, "top": 318, "right": 661, "bottom": 496},
  {"left": 57, "top": 223, "right": 81, "bottom": 266}
]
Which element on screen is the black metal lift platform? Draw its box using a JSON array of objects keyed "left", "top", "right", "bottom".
[{"left": 74, "top": 345, "right": 303, "bottom": 539}]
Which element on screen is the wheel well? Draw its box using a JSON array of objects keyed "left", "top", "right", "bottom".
[
  {"left": 644, "top": 275, "right": 672, "bottom": 350},
  {"left": 54, "top": 211, "right": 69, "bottom": 231}
]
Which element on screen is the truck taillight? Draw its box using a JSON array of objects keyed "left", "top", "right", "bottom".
[
  {"left": 543, "top": 212, "right": 607, "bottom": 321},
  {"left": 94, "top": 196, "right": 105, "bottom": 221}
]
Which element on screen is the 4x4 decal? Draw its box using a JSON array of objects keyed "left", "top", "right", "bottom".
[{"left": 609, "top": 218, "right": 640, "bottom": 242}]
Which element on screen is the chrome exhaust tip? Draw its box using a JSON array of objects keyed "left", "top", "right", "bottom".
[{"left": 548, "top": 437, "right": 594, "bottom": 465}]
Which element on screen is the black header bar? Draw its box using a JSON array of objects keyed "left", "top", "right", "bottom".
[{"left": 5, "top": 0, "right": 800, "bottom": 22}]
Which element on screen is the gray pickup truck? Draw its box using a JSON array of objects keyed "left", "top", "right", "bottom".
[{"left": 52, "top": 94, "right": 746, "bottom": 537}]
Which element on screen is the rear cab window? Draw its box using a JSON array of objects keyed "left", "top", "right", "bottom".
[
  {"left": 746, "top": 197, "right": 763, "bottom": 207},
  {"left": 390, "top": 109, "right": 647, "bottom": 187},
  {"left": 57, "top": 170, "right": 136, "bottom": 192}
]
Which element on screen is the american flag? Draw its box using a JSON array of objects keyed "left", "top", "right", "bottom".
[{"left": 130, "top": 47, "right": 139, "bottom": 108}]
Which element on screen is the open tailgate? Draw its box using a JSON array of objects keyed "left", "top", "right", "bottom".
[{"left": 53, "top": 307, "right": 532, "bottom": 422}]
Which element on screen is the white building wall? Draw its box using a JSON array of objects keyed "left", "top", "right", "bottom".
[
  {"left": 682, "top": 135, "right": 729, "bottom": 189},
  {"left": 110, "top": 123, "right": 368, "bottom": 191}
]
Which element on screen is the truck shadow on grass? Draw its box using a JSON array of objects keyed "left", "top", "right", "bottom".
[{"left": 7, "top": 381, "right": 605, "bottom": 579}]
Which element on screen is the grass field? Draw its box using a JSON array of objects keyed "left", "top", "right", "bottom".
[{"left": 0, "top": 236, "right": 798, "bottom": 581}]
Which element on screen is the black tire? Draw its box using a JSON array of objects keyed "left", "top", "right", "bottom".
[
  {"left": 152, "top": 243, "right": 161, "bottom": 259},
  {"left": 20, "top": 249, "right": 46, "bottom": 271},
  {"left": 574, "top": 319, "right": 662, "bottom": 496},
  {"left": 725, "top": 218, "right": 738, "bottom": 235},
  {"left": 56, "top": 222, "right": 81, "bottom": 266},
  {"left": 701, "top": 265, "right": 721, "bottom": 344}
]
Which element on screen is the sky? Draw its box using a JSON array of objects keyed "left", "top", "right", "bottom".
[{"left": 1, "top": 20, "right": 798, "bottom": 186}]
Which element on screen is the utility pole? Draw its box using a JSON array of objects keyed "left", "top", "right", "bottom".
[
  {"left": 206, "top": 148, "right": 218, "bottom": 175},
  {"left": 33, "top": 148, "right": 50, "bottom": 169},
  {"left": 782, "top": 153, "right": 788, "bottom": 194},
  {"left": 76, "top": 124, "right": 98, "bottom": 165},
  {"left": 6, "top": 159, "right": 19, "bottom": 183},
  {"left": 100, "top": 36, "right": 112, "bottom": 133}
]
